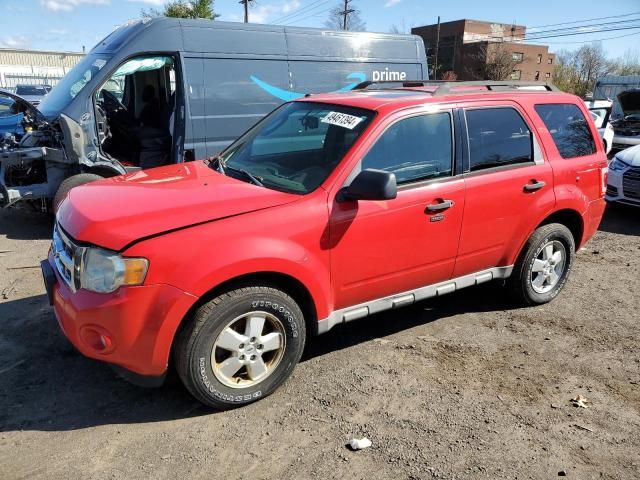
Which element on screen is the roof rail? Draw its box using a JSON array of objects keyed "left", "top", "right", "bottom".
[{"left": 352, "top": 80, "right": 560, "bottom": 95}]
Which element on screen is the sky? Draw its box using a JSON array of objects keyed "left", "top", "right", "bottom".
[{"left": 1, "top": 0, "right": 639, "bottom": 59}]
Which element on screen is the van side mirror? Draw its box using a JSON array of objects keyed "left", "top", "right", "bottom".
[{"left": 338, "top": 169, "right": 397, "bottom": 202}]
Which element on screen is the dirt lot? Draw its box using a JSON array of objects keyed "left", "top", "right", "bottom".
[{"left": 0, "top": 205, "right": 639, "bottom": 480}]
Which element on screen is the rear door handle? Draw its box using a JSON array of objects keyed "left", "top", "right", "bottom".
[
  {"left": 524, "top": 180, "right": 546, "bottom": 192},
  {"left": 426, "top": 199, "right": 454, "bottom": 212}
]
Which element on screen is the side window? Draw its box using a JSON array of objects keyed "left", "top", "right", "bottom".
[
  {"left": 534, "top": 104, "right": 596, "bottom": 159},
  {"left": 465, "top": 107, "right": 533, "bottom": 172},
  {"left": 361, "top": 112, "right": 453, "bottom": 184}
]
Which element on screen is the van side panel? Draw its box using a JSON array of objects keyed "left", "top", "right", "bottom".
[{"left": 289, "top": 61, "right": 423, "bottom": 94}]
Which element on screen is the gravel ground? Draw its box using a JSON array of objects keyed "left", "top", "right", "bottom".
[{"left": 0, "top": 205, "right": 639, "bottom": 480}]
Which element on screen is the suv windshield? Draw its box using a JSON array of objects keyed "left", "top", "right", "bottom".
[
  {"left": 38, "top": 54, "right": 110, "bottom": 117},
  {"left": 216, "top": 101, "right": 374, "bottom": 194}
]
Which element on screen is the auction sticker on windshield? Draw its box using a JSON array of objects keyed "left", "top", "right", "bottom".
[{"left": 321, "top": 111, "right": 364, "bottom": 130}]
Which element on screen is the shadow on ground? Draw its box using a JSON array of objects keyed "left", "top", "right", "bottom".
[
  {"left": 599, "top": 203, "right": 640, "bottom": 236},
  {"left": 0, "top": 208, "right": 52, "bottom": 240},
  {"left": 0, "top": 282, "right": 513, "bottom": 433}
]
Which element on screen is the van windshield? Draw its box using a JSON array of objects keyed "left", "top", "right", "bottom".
[
  {"left": 39, "top": 54, "right": 111, "bottom": 117},
  {"left": 216, "top": 101, "right": 375, "bottom": 194}
]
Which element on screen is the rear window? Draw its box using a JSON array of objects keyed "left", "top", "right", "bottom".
[
  {"left": 465, "top": 107, "right": 533, "bottom": 172},
  {"left": 535, "top": 104, "right": 596, "bottom": 159}
]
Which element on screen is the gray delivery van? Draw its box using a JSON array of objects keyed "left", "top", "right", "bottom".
[{"left": 0, "top": 17, "right": 427, "bottom": 210}]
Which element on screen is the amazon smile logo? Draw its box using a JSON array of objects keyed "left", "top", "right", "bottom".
[{"left": 250, "top": 72, "right": 367, "bottom": 101}]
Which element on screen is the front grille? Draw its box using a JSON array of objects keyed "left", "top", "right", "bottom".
[
  {"left": 52, "top": 223, "right": 82, "bottom": 291},
  {"left": 622, "top": 166, "right": 640, "bottom": 200},
  {"left": 606, "top": 185, "right": 618, "bottom": 196}
]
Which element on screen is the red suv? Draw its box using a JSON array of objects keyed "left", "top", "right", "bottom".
[{"left": 42, "top": 81, "right": 608, "bottom": 409}]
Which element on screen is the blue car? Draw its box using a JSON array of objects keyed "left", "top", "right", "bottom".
[{"left": 0, "top": 93, "right": 25, "bottom": 137}]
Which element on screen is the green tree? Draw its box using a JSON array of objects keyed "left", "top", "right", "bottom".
[{"left": 143, "top": 0, "right": 219, "bottom": 20}]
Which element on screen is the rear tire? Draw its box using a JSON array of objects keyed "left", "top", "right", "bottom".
[
  {"left": 508, "top": 223, "right": 575, "bottom": 306},
  {"left": 53, "top": 173, "right": 103, "bottom": 214},
  {"left": 175, "top": 286, "right": 306, "bottom": 409}
]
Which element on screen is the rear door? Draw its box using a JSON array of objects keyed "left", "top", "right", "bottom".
[{"left": 453, "top": 102, "right": 556, "bottom": 277}]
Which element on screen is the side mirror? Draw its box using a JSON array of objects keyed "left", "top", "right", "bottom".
[{"left": 338, "top": 169, "right": 397, "bottom": 202}]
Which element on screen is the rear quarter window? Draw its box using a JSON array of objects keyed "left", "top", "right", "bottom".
[{"left": 534, "top": 103, "right": 596, "bottom": 159}]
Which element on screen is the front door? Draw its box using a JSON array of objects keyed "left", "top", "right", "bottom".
[{"left": 329, "top": 108, "right": 466, "bottom": 310}]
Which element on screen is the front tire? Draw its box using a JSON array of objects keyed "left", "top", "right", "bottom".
[
  {"left": 508, "top": 223, "right": 575, "bottom": 306},
  {"left": 175, "top": 286, "right": 306, "bottom": 409},
  {"left": 53, "top": 173, "right": 103, "bottom": 214}
]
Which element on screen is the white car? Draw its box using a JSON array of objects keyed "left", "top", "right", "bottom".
[
  {"left": 606, "top": 144, "right": 640, "bottom": 207},
  {"left": 587, "top": 100, "right": 614, "bottom": 155}
]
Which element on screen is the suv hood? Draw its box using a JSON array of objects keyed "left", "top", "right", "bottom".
[
  {"left": 617, "top": 89, "right": 640, "bottom": 120},
  {"left": 615, "top": 144, "right": 640, "bottom": 168},
  {"left": 57, "top": 161, "right": 299, "bottom": 251}
]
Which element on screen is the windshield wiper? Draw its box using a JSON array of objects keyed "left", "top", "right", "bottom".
[{"left": 226, "top": 165, "right": 264, "bottom": 187}]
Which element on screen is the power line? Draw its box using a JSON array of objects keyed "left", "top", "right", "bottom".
[
  {"left": 282, "top": 8, "right": 334, "bottom": 25},
  {"left": 522, "top": 18, "right": 640, "bottom": 40},
  {"left": 542, "top": 31, "right": 640, "bottom": 45},
  {"left": 528, "top": 12, "right": 640, "bottom": 30},
  {"left": 522, "top": 25, "right": 640, "bottom": 42},
  {"left": 271, "top": 0, "right": 331, "bottom": 24}
]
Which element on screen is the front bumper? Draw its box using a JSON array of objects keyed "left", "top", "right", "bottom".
[
  {"left": 45, "top": 251, "right": 198, "bottom": 378},
  {"left": 612, "top": 134, "right": 640, "bottom": 150},
  {"left": 606, "top": 167, "right": 640, "bottom": 207}
]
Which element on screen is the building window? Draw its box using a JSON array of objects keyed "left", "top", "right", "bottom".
[
  {"left": 535, "top": 71, "right": 540, "bottom": 81},
  {"left": 547, "top": 58, "right": 553, "bottom": 64},
  {"left": 512, "top": 52, "right": 524, "bottom": 62},
  {"left": 511, "top": 70, "right": 522, "bottom": 80},
  {"left": 545, "top": 72, "right": 551, "bottom": 78},
  {"left": 537, "top": 54, "right": 542, "bottom": 64}
]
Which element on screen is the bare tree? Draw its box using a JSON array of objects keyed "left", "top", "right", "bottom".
[
  {"left": 552, "top": 44, "right": 611, "bottom": 97},
  {"left": 465, "top": 42, "right": 521, "bottom": 81},
  {"left": 608, "top": 49, "right": 640, "bottom": 76},
  {"left": 325, "top": 1, "right": 366, "bottom": 31}
]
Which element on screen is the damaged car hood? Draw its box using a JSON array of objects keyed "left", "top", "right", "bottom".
[
  {"left": 56, "top": 161, "right": 300, "bottom": 251},
  {"left": 617, "top": 89, "right": 640, "bottom": 120}
]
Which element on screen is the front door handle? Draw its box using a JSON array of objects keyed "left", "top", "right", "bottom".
[
  {"left": 426, "top": 199, "right": 454, "bottom": 212},
  {"left": 524, "top": 180, "right": 546, "bottom": 192}
]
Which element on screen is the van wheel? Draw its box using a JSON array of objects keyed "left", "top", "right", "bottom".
[
  {"left": 53, "top": 173, "right": 103, "bottom": 214},
  {"left": 175, "top": 286, "right": 306, "bottom": 409},
  {"left": 508, "top": 223, "right": 575, "bottom": 306}
]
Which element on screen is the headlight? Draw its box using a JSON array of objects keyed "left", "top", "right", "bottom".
[
  {"left": 80, "top": 248, "right": 149, "bottom": 293},
  {"left": 609, "top": 157, "right": 629, "bottom": 172}
]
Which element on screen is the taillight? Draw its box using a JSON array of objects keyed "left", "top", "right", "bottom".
[{"left": 600, "top": 166, "right": 608, "bottom": 197}]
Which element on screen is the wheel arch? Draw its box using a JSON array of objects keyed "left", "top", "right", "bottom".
[
  {"left": 174, "top": 271, "right": 320, "bottom": 344},
  {"left": 537, "top": 208, "right": 584, "bottom": 249}
]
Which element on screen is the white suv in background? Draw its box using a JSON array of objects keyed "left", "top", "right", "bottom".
[{"left": 607, "top": 144, "right": 640, "bottom": 207}]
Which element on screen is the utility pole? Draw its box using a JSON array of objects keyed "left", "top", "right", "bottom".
[
  {"left": 434, "top": 15, "right": 441, "bottom": 80},
  {"left": 341, "top": 0, "right": 355, "bottom": 31},
  {"left": 239, "top": 0, "right": 253, "bottom": 23}
]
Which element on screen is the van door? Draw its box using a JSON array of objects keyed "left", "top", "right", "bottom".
[
  {"left": 202, "top": 58, "right": 290, "bottom": 156},
  {"left": 182, "top": 56, "right": 207, "bottom": 160}
]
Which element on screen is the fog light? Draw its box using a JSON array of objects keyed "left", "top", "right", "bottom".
[{"left": 80, "top": 326, "right": 114, "bottom": 354}]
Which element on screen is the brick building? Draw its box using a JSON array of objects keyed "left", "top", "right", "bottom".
[{"left": 411, "top": 19, "right": 555, "bottom": 82}]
